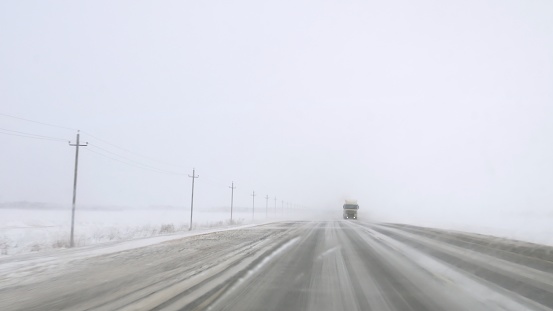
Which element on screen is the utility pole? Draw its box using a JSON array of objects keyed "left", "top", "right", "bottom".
[
  {"left": 265, "top": 195, "right": 269, "bottom": 218},
  {"left": 188, "top": 168, "right": 199, "bottom": 231},
  {"left": 69, "top": 130, "right": 87, "bottom": 248},
  {"left": 251, "top": 191, "right": 256, "bottom": 220},
  {"left": 229, "top": 181, "right": 236, "bottom": 224},
  {"left": 281, "top": 200, "right": 284, "bottom": 214},
  {"left": 274, "top": 196, "right": 277, "bottom": 215}
]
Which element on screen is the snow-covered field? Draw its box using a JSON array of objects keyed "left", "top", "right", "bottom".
[
  {"left": 0, "top": 207, "right": 277, "bottom": 256},
  {"left": 370, "top": 210, "right": 553, "bottom": 247}
]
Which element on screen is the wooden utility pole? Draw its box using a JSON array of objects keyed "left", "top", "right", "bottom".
[
  {"left": 251, "top": 191, "right": 256, "bottom": 220},
  {"left": 265, "top": 195, "right": 269, "bottom": 218},
  {"left": 69, "top": 130, "right": 87, "bottom": 247},
  {"left": 229, "top": 181, "right": 236, "bottom": 224},
  {"left": 188, "top": 169, "right": 199, "bottom": 231}
]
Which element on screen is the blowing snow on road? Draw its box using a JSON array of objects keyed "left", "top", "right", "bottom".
[{"left": 1, "top": 221, "right": 552, "bottom": 311}]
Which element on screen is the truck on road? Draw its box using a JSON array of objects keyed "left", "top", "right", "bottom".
[{"left": 343, "top": 200, "right": 359, "bottom": 219}]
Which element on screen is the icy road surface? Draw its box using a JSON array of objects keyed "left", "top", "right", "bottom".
[{"left": 1, "top": 221, "right": 552, "bottom": 311}]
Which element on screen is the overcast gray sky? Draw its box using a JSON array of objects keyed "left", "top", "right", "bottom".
[{"left": 1, "top": 1, "right": 552, "bottom": 220}]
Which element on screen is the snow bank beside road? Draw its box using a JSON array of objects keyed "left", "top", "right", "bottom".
[
  {"left": 0, "top": 223, "right": 266, "bottom": 291},
  {"left": 0, "top": 207, "right": 271, "bottom": 256}
]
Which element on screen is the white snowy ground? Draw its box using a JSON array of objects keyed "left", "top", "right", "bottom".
[
  {"left": 0, "top": 207, "right": 278, "bottom": 256},
  {"left": 370, "top": 209, "right": 553, "bottom": 247}
]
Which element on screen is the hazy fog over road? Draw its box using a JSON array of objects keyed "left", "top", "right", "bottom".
[{"left": 1, "top": 1, "right": 552, "bottom": 224}]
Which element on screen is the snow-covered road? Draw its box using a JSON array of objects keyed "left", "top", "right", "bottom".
[{"left": 0, "top": 221, "right": 552, "bottom": 311}]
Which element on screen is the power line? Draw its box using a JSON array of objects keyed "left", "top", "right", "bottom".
[
  {"left": 0, "top": 112, "right": 183, "bottom": 170},
  {"left": 199, "top": 175, "right": 228, "bottom": 189},
  {"left": 0, "top": 114, "right": 186, "bottom": 175},
  {"left": 85, "top": 148, "right": 184, "bottom": 175},
  {"left": 0, "top": 131, "right": 65, "bottom": 142},
  {"left": 84, "top": 148, "right": 185, "bottom": 176},
  {"left": 0, "top": 112, "right": 76, "bottom": 131},
  {"left": 88, "top": 144, "right": 186, "bottom": 175},
  {"left": 81, "top": 131, "right": 185, "bottom": 170},
  {"left": 0, "top": 124, "right": 185, "bottom": 175},
  {"left": 0, "top": 127, "right": 67, "bottom": 142}
]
